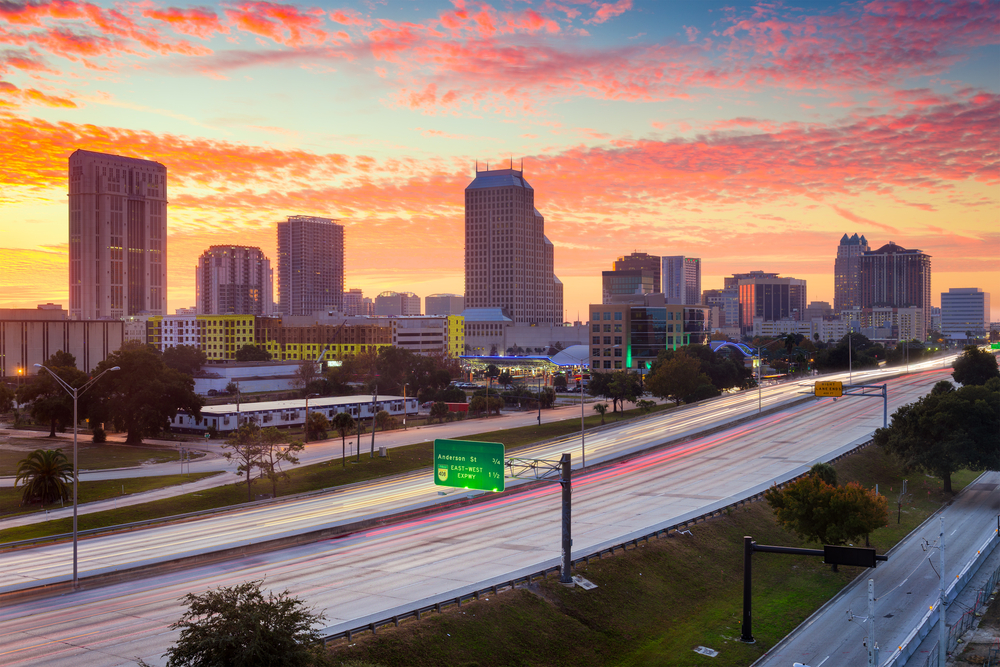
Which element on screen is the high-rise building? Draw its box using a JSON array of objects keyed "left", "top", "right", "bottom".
[
  {"left": 276, "top": 215, "right": 344, "bottom": 316},
  {"left": 375, "top": 291, "right": 421, "bottom": 317},
  {"left": 662, "top": 256, "right": 701, "bottom": 304},
  {"left": 834, "top": 233, "right": 870, "bottom": 313},
  {"left": 614, "top": 252, "right": 661, "bottom": 290},
  {"left": 196, "top": 245, "right": 273, "bottom": 315},
  {"left": 734, "top": 272, "right": 808, "bottom": 335},
  {"left": 941, "top": 288, "right": 990, "bottom": 340},
  {"left": 68, "top": 150, "right": 167, "bottom": 319},
  {"left": 859, "top": 242, "right": 931, "bottom": 332},
  {"left": 425, "top": 293, "right": 465, "bottom": 316},
  {"left": 464, "top": 165, "right": 561, "bottom": 324},
  {"left": 342, "top": 288, "right": 365, "bottom": 316}
]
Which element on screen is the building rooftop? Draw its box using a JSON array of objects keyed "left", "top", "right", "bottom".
[
  {"left": 466, "top": 168, "right": 534, "bottom": 190},
  {"left": 461, "top": 308, "right": 513, "bottom": 323}
]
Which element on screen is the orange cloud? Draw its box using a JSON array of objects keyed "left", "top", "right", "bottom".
[
  {"left": 143, "top": 6, "right": 229, "bottom": 40},
  {"left": 224, "top": 1, "right": 330, "bottom": 47}
]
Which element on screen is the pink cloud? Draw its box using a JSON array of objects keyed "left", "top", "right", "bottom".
[
  {"left": 223, "top": 2, "right": 330, "bottom": 47},
  {"left": 585, "top": 0, "right": 632, "bottom": 25}
]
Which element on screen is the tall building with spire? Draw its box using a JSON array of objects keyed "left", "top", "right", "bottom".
[
  {"left": 464, "top": 165, "right": 561, "bottom": 324},
  {"left": 68, "top": 150, "right": 168, "bottom": 319},
  {"left": 834, "top": 232, "right": 870, "bottom": 313}
]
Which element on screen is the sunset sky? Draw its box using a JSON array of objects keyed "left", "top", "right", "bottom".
[{"left": 1, "top": 0, "right": 997, "bottom": 321}]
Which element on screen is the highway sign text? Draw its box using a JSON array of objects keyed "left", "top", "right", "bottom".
[
  {"left": 433, "top": 439, "right": 505, "bottom": 492},
  {"left": 814, "top": 381, "right": 844, "bottom": 397}
]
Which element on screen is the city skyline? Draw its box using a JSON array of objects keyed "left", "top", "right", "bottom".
[{"left": 1, "top": 0, "right": 998, "bottom": 320}]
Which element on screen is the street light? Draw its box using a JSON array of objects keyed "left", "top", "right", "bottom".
[
  {"left": 35, "top": 362, "right": 119, "bottom": 589},
  {"left": 756, "top": 339, "right": 784, "bottom": 415},
  {"left": 304, "top": 393, "right": 320, "bottom": 444}
]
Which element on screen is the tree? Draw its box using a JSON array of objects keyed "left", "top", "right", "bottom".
[
  {"left": 429, "top": 401, "right": 449, "bottom": 423},
  {"left": 331, "top": 412, "right": 355, "bottom": 468},
  {"left": 809, "top": 462, "right": 838, "bottom": 486},
  {"left": 952, "top": 345, "right": 1000, "bottom": 386},
  {"left": 645, "top": 352, "right": 711, "bottom": 406},
  {"left": 636, "top": 399, "right": 656, "bottom": 413},
  {"left": 485, "top": 364, "right": 500, "bottom": 379},
  {"left": 469, "top": 395, "right": 487, "bottom": 416},
  {"left": 375, "top": 409, "right": 392, "bottom": 431},
  {"left": 15, "top": 448, "right": 72, "bottom": 505},
  {"left": 163, "top": 580, "right": 324, "bottom": 667},
  {"left": 235, "top": 344, "right": 272, "bottom": 362},
  {"left": 537, "top": 386, "right": 556, "bottom": 409},
  {"left": 0, "top": 383, "right": 15, "bottom": 413},
  {"left": 552, "top": 374, "right": 568, "bottom": 391},
  {"left": 498, "top": 370, "right": 512, "bottom": 388},
  {"left": 305, "top": 411, "right": 329, "bottom": 440},
  {"left": 874, "top": 378, "right": 1000, "bottom": 493},
  {"left": 593, "top": 402, "right": 608, "bottom": 425},
  {"left": 294, "top": 360, "right": 319, "bottom": 392},
  {"left": 223, "top": 422, "right": 264, "bottom": 502},
  {"left": 764, "top": 474, "right": 888, "bottom": 547},
  {"left": 17, "top": 351, "right": 87, "bottom": 437},
  {"left": 87, "top": 342, "right": 203, "bottom": 444},
  {"left": 163, "top": 345, "right": 208, "bottom": 377},
  {"left": 257, "top": 427, "right": 303, "bottom": 498}
]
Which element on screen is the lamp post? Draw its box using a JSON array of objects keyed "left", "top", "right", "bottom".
[
  {"left": 370, "top": 386, "right": 377, "bottom": 458},
  {"left": 580, "top": 371, "right": 586, "bottom": 467},
  {"left": 35, "top": 363, "right": 119, "bottom": 589},
  {"left": 756, "top": 339, "right": 784, "bottom": 415},
  {"left": 537, "top": 371, "right": 542, "bottom": 426},
  {"left": 304, "top": 393, "right": 319, "bottom": 444}
]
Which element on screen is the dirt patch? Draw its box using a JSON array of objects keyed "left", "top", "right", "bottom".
[{"left": 952, "top": 583, "right": 1000, "bottom": 666}]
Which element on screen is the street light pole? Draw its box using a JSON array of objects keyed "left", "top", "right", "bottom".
[
  {"left": 35, "top": 363, "right": 119, "bottom": 590},
  {"left": 304, "top": 393, "right": 319, "bottom": 444},
  {"left": 537, "top": 372, "right": 542, "bottom": 426},
  {"left": 370, "top": 386, "right": 377, "bottom": 458}
]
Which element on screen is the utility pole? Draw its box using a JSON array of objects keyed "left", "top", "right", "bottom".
[
  {"left": 867, "top": 578, "right": 878, "bottom": 667},
  {"left": 559, "top": 452, "right": 572, "bottom": 584},
  {"left": 370, "top": 386, "right": 377, "bottom": 458}
]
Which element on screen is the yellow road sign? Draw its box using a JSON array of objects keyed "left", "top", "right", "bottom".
[{"left": 814, "top": 381, "right": 843, "bottom": 397}]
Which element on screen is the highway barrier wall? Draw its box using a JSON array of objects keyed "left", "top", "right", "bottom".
[{"left": 882, "top": 487, "right": 1000, "bottom": 667}]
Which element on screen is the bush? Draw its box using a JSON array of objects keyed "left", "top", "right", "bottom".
[
  {"left": 92, "top": 425, "right": 107, "bottom": 443},
  {"left": 684, "top": 383, "right": 721, "bottom": 404}
]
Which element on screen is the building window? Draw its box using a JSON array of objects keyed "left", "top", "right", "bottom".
[
  {"left": 604, "top": 361, "right": 612, "bottom": 368},
  {"left": 603, "top": 336, "right": 611, "bottom": 344},
  {"left": 593, "top": 348, "right": 600, "bottom": 357},
  {"left": 614, "top": 349, "right": 622, "bottom": 357},
  {"left": 614, "top": 361, "right": 622, "bottom": 369},
  {"left": 614, "top": 336, "right": 622, "bottom": 345},
  {"left": 614, "top": 312, "right": 622, "bottom": 321},
  {"left": 603, "top": 312, "right": 611, "bottom": 320},
  {"left": 593, "top": 336, "right": 600, "bottom": 344},
  {"left": 604, "top": 324, "right": 611, "bottom": 332},
  {"left": 603, "top": 348, "right": 611, "bottom": 356}
]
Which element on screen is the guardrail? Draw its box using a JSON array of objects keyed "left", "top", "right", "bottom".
[{"left": 317, "top": 436, "right": 878, "bottom": 644}]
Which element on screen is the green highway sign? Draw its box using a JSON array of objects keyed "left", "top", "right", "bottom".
[{"left": 433, "top": 439, "right": 505, "bottom": 492}]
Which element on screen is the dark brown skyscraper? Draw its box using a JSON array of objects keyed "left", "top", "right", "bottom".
[
  {"left": 834, "top": 232, "right": 869, "bottom": 313},
  {"left": 859, "top": 242, "right": 932, "bottom": 331},
  {"left": 613, "top": 252, "right": 661, "bottom": 290}
]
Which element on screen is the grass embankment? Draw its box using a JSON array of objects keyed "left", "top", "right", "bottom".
[
  {"left": 0, "top": 403, "right": 673, "bottom": 544},
  {"left": 0, "top": 440, "right": 198, "bottom": 476},
  {"left": 0, "top": 472, "right": 219, "bottom": 522},
  {"left": 324, "top": 446, "right": 978, "bottom": 667}
]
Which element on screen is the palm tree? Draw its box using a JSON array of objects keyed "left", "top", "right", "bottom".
[
  {"left": 332, "top": 412, "right": 355, "bottom": 468},
  {"left": 16, "top": 448, "right": 72, "bottom": 505},
  {"left": 593, "top": 403, "right": 608, "bottom": 425}
]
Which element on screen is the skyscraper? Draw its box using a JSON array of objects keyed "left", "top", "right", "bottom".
[
  {"left": 196, "top": 245, "right": 273, "bottom": 315},
  {"left": 859, "top": 242, "right": 932, "bottom": 332},
  {"left": 464, "top": 165, "right": 561, "bottom": 324},
  {"left": 941, "top": 288, "right": 989, "bottom": 340},
  {"left": 614, "top": 252, "right": 661, "bottom": 290},
  {"left": 834, "top": 232, "right": 870, "bottom": 313},
  {"left": 276, "top": 215, "right": 344, "bottom": 316},
  {"left": 662, "top": 256, "right": 702, "bottom": 304},
  {"left": 68, "top": 150, "right": 167, "bottom": 319},
  {"left": 734, "top": 271, "right": 808, "bottom": 335}
]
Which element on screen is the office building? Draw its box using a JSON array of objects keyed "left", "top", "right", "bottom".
[
  {"left": 803, "top": 301, "right": 834, "bottom": 322},
  {"left": 941, "top": 288, "right": 990, "bottom": 340},
  {"left": 834, "top": 233, "right": 870, "bottom": 313},
  {"left": 375, "top": 291, "right": 420, "bottom": 317},
  {"left": 276, "top": 215, "right": 344, "bottom": 316},
  {"left": 614, "top": 252, "right": 661, "bottom": 290},
  {"left": 391, "top": 315, "right": 465, "bottom": 357},
  {"left": 734, "top": 271, "right": 808, "bottom": 335},
  {"left": 196, "top": 245, "right": 273, "bottom": 315},
  {"left": 859, "top": 242, "right": 932, "bottom": 332},
  {"left": 589, "top": 293, "right": 708, "bottom": 371},
  {"left": 68, "top": 150, "right": 167, "bottom": 320},
  {"left": 463, "top": 165, "right": 562, "bottom": 324},
  {"left": 1, "top": 307, "right": 126, "bottom": 376},
  {"left": 662, "top": 256, "right": 701, "bottom": 305},
  {"left": 425, "top": 294, "right": 466, "bottom": 316},
  {"left": 602, "top": 270, "right": 656, "bottom": 303}
]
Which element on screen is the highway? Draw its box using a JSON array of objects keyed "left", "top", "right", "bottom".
[
  {"left": 753, "top": 471, "right": 1000, "bottom": 667},
  {"left": 0, "top": 362, "right": 957, "bottom": 666}
]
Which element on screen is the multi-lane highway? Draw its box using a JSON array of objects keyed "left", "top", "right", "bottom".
[{"left": 0, "top": 362, "right": 957, "bottom": 666}]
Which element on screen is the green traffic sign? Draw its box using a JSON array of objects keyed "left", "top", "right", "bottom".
[{"left": 433, "top": 439, "right": 505, "bottom": 492}]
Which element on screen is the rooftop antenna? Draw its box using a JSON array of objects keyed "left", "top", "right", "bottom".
[
  {"left": 475, "top": 159, "right": 478, "bottom": 173},
  {"left": 509, "top": 155, "right": 512, "bottom": 169},
  {"left": 520, "top": 157, "right": 523, "bottom": 173}
]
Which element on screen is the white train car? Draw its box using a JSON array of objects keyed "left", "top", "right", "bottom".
[{"left": 170, "top": 395, "right": 418, "bottom": 435}]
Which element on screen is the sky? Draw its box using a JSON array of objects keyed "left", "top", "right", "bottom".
[{"left": 0, "top": 0, "right": 997, "bottom": 322}]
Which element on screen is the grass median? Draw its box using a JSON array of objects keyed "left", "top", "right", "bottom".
[
  {"left": 324, "top": 446, "right": 979, "bottom": 667},
  {"left": 0, "top": 439, "right": 200, "bottom": 476},
  {"left": 0, "top": 403, "right": 672, "bottom": 544}
]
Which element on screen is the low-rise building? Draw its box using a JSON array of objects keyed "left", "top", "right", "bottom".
[
  {"left": 941, "top": 288, "right": 990, "bottom": 340},
  {"left": 0, "top": 307, "right": 126, "bottom": 376},
  {"left": 391, "top": 315, "right": 464, "bottom": 357}
]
